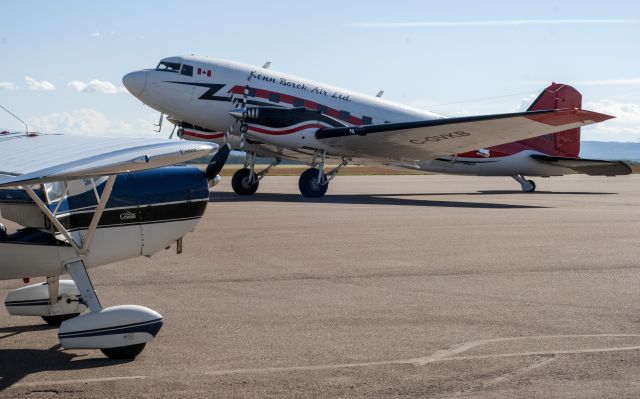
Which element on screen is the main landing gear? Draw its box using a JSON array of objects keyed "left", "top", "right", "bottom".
[
  {"left": 512, "top": 174, "right": 536, "bottom": 192},
  {"left": 298, "top": 151, "right": 348, "bottom": 198},
  {"left": 231, "top": 152, "right": 280, "bottom": 195}
]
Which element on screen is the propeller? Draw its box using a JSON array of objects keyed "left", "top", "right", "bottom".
[
  {"left": 225, "top": 86, "right": 251, "bottom": 149},
  {"left": 201, "top": 86, "right": 250, "bottom": 186},
  {"left": 168, "top": 123, "right": 177, "bottom": 139},
  {"left": 205, "top": 143, "right": 231, "bottom": 181}
]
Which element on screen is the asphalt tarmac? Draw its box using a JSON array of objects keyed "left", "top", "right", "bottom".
[{"left": 1, "top": 174, "right": 639, "bottom": 398}]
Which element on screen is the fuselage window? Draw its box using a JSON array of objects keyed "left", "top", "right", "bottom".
[
  {"left": 269, "top": 93, "right": 280, "bottom": 103},
  {"left": 156, "top": 61, "right": 181, "bottom": 73},
  {"left": 339, "top": 110, "right": 350, "bottom": 120},
  {"left": 362, "top": 116, "right": 373, "bottom": 125},
  {"left": 293, "top": 98, "right": 305, "bottom": 107},
  {"left": 180, "top": 64, "right": 193, "bottom": 77},
  {"left": 316, "top": 104, "right": 327, "bottom": 113}
]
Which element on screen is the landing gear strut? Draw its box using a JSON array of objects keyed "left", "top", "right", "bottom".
[
  {"left": 512, "top": 174, "right": 536, "bottom": 192},
  {"left": 231, "top": 152, "right": 280, "bottom": 196},
  {"left": 298, "top": 151, "right": 348, "bottom": 198}
]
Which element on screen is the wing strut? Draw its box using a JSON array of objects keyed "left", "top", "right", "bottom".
[{"left": 21, "top": 175, "right": 117, "bottom": 256}]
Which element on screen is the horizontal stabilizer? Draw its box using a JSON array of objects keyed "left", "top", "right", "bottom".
[{"left": 531, "top": 154, "right": 632, "bottom": 176}]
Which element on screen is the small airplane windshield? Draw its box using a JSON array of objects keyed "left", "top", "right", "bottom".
[
  {"left": 44, "top": 181, "right": 66, "bottom": 204},
  {"left": 156, "top": 61, "right": 181, "bottom": 73}
]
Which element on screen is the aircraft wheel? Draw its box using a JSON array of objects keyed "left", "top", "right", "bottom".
[
  {"left": 231, "top": 169, "right": 259, "bottom": 195},
  {"left": 299, "top": 168, "right": 328, "bottom": 198},
  {"left": 41, "top": 313, "right": 80, "bottom": 326},
  {"left": 523, "top": 180, "right": 536, "bottom": 193},
  {"left": 101, "top": 343, "right": 146, "bottom": 360}
]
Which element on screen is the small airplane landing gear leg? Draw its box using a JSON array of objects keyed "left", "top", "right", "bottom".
[
  {"left": 512, "top": 174, "right": 536, "bottom": 192},
  {"left": 60, "top": 260, "right": 163, "bottom": 360}
]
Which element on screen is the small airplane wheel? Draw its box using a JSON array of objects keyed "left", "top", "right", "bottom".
[
  {"left": 101, "top": 343, "right": 146, "bottom": 360},
  {"left": 231, "top": 169, "right": 259, "bottom": 195},
  {"left": 41, "top": 313, "right": 80, "bottom": 326},
  {"left": 299, "top": 168, "right": 328, "bottom": 198}
]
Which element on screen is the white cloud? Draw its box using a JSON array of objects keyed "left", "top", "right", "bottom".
[
  {"left": 574, "top": 78, "right": 640, "bottom": 86},
  {"left": 348, "top": 19, "right": 640, "bottom": 28},
  {"left": 68, "top": 79, "right": 126, "bottom": 94},
  {"left": 0, "top": 82, "right": 17, "bottom": 90},
  {"left": 582, "top": 100, "right": 640, "bottom": 142},
  {"left": 90, "top": 31, "right": 101, "bottom": 37},
  {"left": 27, "top": 108, "right": 164, "bottom": 137},
  {"left": 514, "top": 94, "right": 538, "bottom": 112},
  {"left": 24, "top": 76, "right": 55, "bottom": 91}
]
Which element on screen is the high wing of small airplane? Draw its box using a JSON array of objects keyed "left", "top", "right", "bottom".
[
  {"left": 0, "top": 132, "right": 216, "bottom": 359},
  {"left": 0, "top": 133, "right": 215, "bottom": 187}
]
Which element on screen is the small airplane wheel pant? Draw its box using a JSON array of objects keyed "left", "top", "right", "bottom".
[
  {"left": 101, "top": 343, "right": 146, "bottom": 360},
  {"left": 231, "top": 169, "right": 259, "bottom": 195},
  {"left": 299, "top": 168, "right": 328, "bottom": 198}
]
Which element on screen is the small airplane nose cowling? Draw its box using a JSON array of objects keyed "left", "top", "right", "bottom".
[{"left": 122, "top": 71, "right": 148, "bottom": 97}]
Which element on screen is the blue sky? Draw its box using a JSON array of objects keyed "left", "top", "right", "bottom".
[{"left": 1, "top": 0, "right": 639, "bottom": 141}]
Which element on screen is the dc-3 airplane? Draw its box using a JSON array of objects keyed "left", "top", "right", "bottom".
[
  {"left": 123, "top": 55, "right": 630, "bottom": 198},
  {"left": 0, "top": 132, "right": 216, "bottom": 359}
]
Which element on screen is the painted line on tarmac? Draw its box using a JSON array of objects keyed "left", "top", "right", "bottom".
[{"left": 10, "top": 334, "right": 640, "bottom": 389}]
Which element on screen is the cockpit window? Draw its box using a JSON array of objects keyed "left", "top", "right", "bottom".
[
  {"left": 180, "top": 64, "right": 193, "bottom": 77},
  {"left": 156, "top": 61, "right": 181, "bottom": 73}
]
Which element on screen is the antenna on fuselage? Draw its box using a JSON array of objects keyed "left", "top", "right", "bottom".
[
  {"left": 262, "top": 61, "right": 271, "bottom": 69},
  {"left": 0, "top": 104, "right": 30, "bottom": 134},
  {"left": 376, "top": 90, "right": 384, "bottom": 98}
]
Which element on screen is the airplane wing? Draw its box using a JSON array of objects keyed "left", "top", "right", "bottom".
[
  {"left": 315, "top": 109, "right": 613, "bottom": 161},
  {"left": 530, "top": 154, "right": 632, "bottom": 176},
  {"left": 0, "top": 133, "right": 216, "bottom": 188}
]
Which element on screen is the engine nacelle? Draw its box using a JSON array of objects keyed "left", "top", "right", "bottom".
[
  {"left": 58, "top": 305, "right": 163, "bottom": 349},
  {"left": 5, "top": 280, "right": 86, "bottom": 317}
]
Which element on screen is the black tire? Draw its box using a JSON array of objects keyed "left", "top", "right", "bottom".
[
  {"left": 41, "top": 313, "right": 80, "bottom": 326},
  {"left": 101, "top": 343, "right": 146, "bottom": 360},
  {"left": 298, "top": 168, "right": 328, "bottom": 198},
  {"left": 231, "top": 169, "right": 259, "bottom": 195},
  {"left": 524, "top": 180, "right": 536, "bottom": 193}
]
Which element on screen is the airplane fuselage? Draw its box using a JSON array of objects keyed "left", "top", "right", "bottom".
[
  {"left": 0, "top": 166, "right": 209, "bottom": 280},
  {"left": 125, "top": 56, "right": 572, "bottom": 176}
]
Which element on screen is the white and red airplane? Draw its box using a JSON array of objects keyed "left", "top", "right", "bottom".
[{"left": 123, "top": 55, "right": 630, "bottom": 198}]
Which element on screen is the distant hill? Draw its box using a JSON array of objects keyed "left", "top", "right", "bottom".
[{"left": 580, "top": 141, "right": 640, "bottom": 163}]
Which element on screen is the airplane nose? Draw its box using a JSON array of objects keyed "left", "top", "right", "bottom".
[{"left": 122, "top": 70, "right": 148, "bottom": 97}]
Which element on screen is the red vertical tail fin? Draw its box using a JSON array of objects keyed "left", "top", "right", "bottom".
[{"left": 521, "top": 83, "right": 581, "bottom": 157}]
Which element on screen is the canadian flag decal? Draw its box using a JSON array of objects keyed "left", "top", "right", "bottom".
[{"left": 197, "top": 67, "right": 212, "bottom": 77}]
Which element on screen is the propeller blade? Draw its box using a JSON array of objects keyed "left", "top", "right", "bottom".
[
  {"left": 205, "top": 143, "right": 231, "bottom": 180},
  {"left": 168, "top": 124, "right": 177, "bottom": 139}
]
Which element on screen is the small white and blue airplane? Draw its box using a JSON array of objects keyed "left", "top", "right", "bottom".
[
  {"left": 0, "top": 131, "right": 216, "bottom": 359},
  {"left": 123, "top": 55, "right": 629, "bottom": 198}
]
